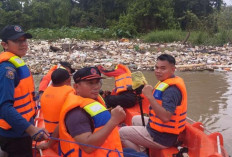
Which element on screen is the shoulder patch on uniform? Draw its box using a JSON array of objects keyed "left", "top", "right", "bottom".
[
  {"left": 90, "top": 104, "right": 103, "bottom": 112},
  {"left": 6, "top": 70, "right": 15, "bottom": 79},
  {"left": 5, "top": 66, "right": 16, "bottom": 72},
  {"left": 158, "top": 83, "right": 165, "bottom": 89},
  {"left": 14, "top": 58, "right": 23, "bottom": 64}
]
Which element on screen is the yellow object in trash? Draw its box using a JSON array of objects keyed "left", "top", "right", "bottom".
[{"left": 131, "top": 71, "right": 148, "bottom": 90}]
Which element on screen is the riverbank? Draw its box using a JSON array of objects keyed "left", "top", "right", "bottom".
[{"left": 24, "top": 38, "right": 232, "bottom": 74}]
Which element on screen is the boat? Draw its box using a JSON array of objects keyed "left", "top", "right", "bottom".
[
  {"left": 124, "top": 101, "right": 229, "bottom": 157},
  {"left": 149, "top": 121, "right": 229, "bottom": 157},
  {"left": 33, "top": 110, "right": 60, "bottom": 157},
  {"left": 33, "top": 101, "right": 229, "bottom": 157}
]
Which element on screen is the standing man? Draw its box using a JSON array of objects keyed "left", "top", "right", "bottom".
[
  {"left": 119, "top": 54, "right": 187, "bottom": 152},
  {"left": 59, "top": 67, "right": 126, "bottom": 157},
  {"left": 0, "top": 25, "right": 48, "bottom": 157}
]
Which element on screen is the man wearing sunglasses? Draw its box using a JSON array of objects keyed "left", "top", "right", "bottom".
[{"left": 0, "top": 25, "right": 48, "bottom": 157}]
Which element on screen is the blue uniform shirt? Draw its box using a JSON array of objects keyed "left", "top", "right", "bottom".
[{"left": 0, "top": 61, "right": 32, "bottom": 137}]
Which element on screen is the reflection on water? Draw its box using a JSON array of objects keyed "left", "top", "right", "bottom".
[{"left": 33, "top": 71, "right": 232, "bottom": 155}]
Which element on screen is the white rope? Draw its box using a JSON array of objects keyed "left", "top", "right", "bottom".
[
  {"left": 35, "top": 110, "right": 40, "bottom": 127},
  {"left": 217, "top": 135, "right": 222, "bottom": 154},
  {"left": 186, "top": 117, "right": 212, "bottom": 134},
  {"left": 39, "top": 149, "right": 43, "bottom": 156}
]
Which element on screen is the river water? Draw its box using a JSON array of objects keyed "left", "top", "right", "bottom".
[{"left": 34, "top": 71, "right": 232, "bottom": 155}]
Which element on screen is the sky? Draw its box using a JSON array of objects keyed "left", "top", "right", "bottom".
[{"left": 224, "top": 0, "right": 232, "bottom": 6}]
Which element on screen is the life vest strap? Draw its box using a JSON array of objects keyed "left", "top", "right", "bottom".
[{"left": 63, "top": 148, "right": 75, "bottom": 157}]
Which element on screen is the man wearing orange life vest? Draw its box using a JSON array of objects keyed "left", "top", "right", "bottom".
[
  {"left": 40, "top": 68, "right": 75, "bottom": 135},
  {"left": 98, "top": 64, "right": 137, "bottom": 108},
  {"left": 59, "top": 67, "right": 126, "bottom": 157},
  {"left": 119, "top": 54, "right": 187, "bottom": 152},
  {"left": 0, "top": 25, "right": 48, "bottom": 156}
]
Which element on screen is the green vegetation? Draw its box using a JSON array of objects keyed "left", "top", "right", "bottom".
[
  {"left": 142, "top": 30, "right": 232, "bottom": 46},
  {"left": 26, "top": 27, "right": 232, "bottom": 46},
  {"left": 27, "top": 27, "right": 114, "bottom": 40},
  {"left": 0, "top": 0, "right": 232, "bottom": 46},
  {"left": 142, "top": 30, "right": 186, "bottom": 43}
]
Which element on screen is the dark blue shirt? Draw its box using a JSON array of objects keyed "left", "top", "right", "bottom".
[
  {"left": 0, "top": 61, "right": 32, "bottom": 137},
  {"left": 147, "top": 85, "right": 182, "bottom": 147}
]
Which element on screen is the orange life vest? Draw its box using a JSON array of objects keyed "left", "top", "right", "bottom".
[
  {"left": 113, "top": 64, "right": 132, "bottom": 94},
  {"left": 39, "top": 65, "right": 58, "bottom": 92},
  {"left": 149, "top": 76, "right": 187, "bottom": 134},
  {"left": 0, "top": 52, "right": 36, "bottom": 130},
  {"left": 59, "top": 93, "right": 123, "bottom": 157},
  {"left": 40, "top": 85, "right": 75, "bottom": 134}
]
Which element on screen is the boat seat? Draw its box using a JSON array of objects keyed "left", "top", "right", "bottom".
[{"left": 149, "top": 122, "right": 226, "bottom": 157}]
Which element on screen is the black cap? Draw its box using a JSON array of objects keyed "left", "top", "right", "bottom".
[
  {"left": 60, "top": 61, "right": 75, "bottom": 74},
  {"left": 51, "top": 68, "right": 70, "bottom": 85},
  {"left": 73, "top": 67, "right": 104, "bottom": 83},
  {"left": 0, "top": 25, "right": 32, "bottom": 42}
]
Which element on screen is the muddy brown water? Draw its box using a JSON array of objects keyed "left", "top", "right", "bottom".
[{"left": 34, "top": 71, "right": 232, "bottom": 155}]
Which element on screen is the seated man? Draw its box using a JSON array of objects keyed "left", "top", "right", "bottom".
[
  {"left": 39, "top": 67, "right": 148, "bottom": 157},
  {"left": 39, "top": 61, "right": 75, "bottom": 94},
  {"left": 40, "top": 68, "right": 75, "bottom": 135},
  {"left": 119, "top": 54, "right": 187, "bottom": 152},
  {"left": 98, "top": 64, "right": 137, "bottom": 108},
  {"left": 59, "top": 67, "right": 126, "bottom": 156}
]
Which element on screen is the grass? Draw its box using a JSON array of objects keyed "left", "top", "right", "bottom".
[
  {"left": 27, "top": 27, "right": 232, "bottom": 46},
  {"left": 27, "top": 27, "right": 114, "bottom": 41},
  {"left": 142, "top": 29, "right": 232, "bottom": 46},
  {"left": 142, "top": 30, "right": 186, "bottom": 43}
]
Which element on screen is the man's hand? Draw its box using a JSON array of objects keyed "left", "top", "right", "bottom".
[
  {"left": 36, "top": 141, "right": 50, "bottom": 150},
  {"left": 142, "top": 84, "right": 153, "bottom": 99},
  {"left": 110, "top": 106, "right": 126, "bottom": 126},
  {"left": 26, "top": 125, "right": 49, "bottom": 142}
]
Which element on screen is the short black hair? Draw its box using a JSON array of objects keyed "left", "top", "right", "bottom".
[
  {"left": 51, "top": 68, "right": 70, "bottom": 85},
  {"left": 157, "top": 54, "right": 176, "bottom": 65}
]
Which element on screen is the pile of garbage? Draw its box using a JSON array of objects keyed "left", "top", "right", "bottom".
[{"left": 24, "top": 38, "right": 232, "bottom": 74}]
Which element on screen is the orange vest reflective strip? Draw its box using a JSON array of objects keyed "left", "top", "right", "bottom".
[
  {"left": 149, "top": 76, "right": 187, "bottom": 134},
  {"left": 0, "top": 52, "right": 36, "bottom": 130},
  {"left": 41, "top": 85, "right": 75, "bottom": 134},
  {"left": 39, "top": 65, "right": 58, "bottom": 92},
  {"left": 114, "top": 64, "right": 132, "bottom": 94},
  {"left": 59, "top": 94, "right": 123, "bottom": 157}
]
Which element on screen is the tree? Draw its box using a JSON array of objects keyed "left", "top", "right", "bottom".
[
  {"left": 217, "top": 6, "right": 232, "bottom": 30},
  {"left": 115, "top": 0, "right": 177, "bottom": 34},
  {"left": 23, "top": 0, "right": 72, "bottom": 28},
  {"left": 1, "top": 0, "right": 22, "bottom": 11},
  {"left": 70, "top": 0, "right": 130, "bottom": 28},
  {"left": 23, "top": 1, "right": 51, "bottom": 28},
  {"left": 173, "top": 0, "right": 223, "bottom": 30}
]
